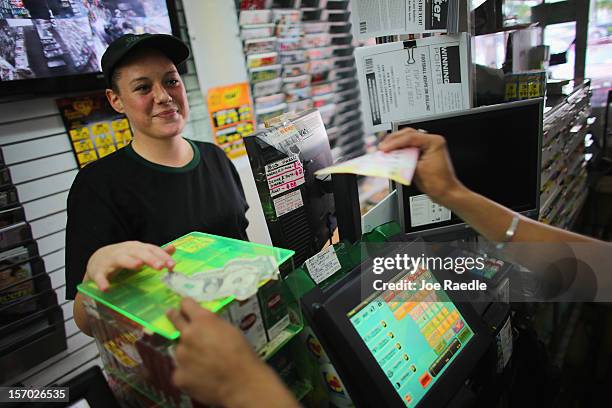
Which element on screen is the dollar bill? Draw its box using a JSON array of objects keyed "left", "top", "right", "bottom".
[{"left": 162, "top": 256, "right": 280, "bottom": 301}]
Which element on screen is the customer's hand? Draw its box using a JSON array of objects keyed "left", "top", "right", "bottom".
[
  {"left": 379, "top": 127, "right": 464, "bottom": 203},
  {"left": 85, "top": 241, "right": 176, "bottom": 291},
  {"left": 168, "top": 298, "right": 299, "bottom": 408}
]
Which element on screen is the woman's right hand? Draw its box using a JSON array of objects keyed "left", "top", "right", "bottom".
[{"left": 85, "top": 241, "right": 176, "bottom": 291}]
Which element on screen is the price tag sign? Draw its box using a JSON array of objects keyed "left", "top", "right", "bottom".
[
  {"left": 265, "top": 155, "right": 305, "bottom": 197},
  {"left": 305, "top": 246, "right": 342, "bottom": 284}
]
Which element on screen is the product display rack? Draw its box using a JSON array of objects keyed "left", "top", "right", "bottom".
[
  {"left": 539, "top": 81, "right": 592, "bottom": 228},
  {"left": 79, "top": 232, "right": 311, "bottom": 407},
  {"left": 83, "top": 295, "right": 307, "bottom": 407},
  {"left": 236, "top": 0, "right": 368, "bottom": 163},
  {"left": 0, "top": 147, "right": 67, "bottom": 384}
]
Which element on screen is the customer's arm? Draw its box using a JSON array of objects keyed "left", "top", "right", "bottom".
[
  {"left": 379, "top": 128, "right": 601, "bottom": 244},
  {"left": 167, "top": 298, "right": 300, "bottom": 408},
  {"left": 381, "top": 128, "right": 612, "bottom": 298}
]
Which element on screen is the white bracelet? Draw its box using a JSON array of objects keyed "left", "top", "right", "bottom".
[{"left": 496, "top": 214, "right": 520, "bottom": 250}]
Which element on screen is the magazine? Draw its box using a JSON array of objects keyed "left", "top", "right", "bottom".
[{"left": 350, "top": 0, "right": 459, "bottom": 40}]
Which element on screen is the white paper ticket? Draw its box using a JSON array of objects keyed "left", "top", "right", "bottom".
[{"left": 305, "top": 246, "right": 342, "bottom": 284}]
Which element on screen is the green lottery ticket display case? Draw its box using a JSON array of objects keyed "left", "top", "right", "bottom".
[{"left": 78, "top": 232, "right": 307, "bottom": 407}]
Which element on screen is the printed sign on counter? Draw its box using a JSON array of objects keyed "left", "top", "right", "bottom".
[{"left": 305, "top": 246, "right": 342, "bottom": 284}]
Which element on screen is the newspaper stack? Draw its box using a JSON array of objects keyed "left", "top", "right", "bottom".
[{"left": 350, "top": 0, "right": 461, "bottom": 40}]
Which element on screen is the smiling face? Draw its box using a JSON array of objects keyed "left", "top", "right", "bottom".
[{"left": 105, "top": 48, "right": 189, "bottom": 141}]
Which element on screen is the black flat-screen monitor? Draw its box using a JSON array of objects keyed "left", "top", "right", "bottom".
[
  {"left": 0, "top": 0, "right": 179, "bottom": 96},
  {"left": 244, "top": 109, "right": 336, "bottom": 268},
  {"left": 393, "top": 99, "right": 543, "bottom": 237},
  {"left": 301, "top": 240, "right": 491, "bottom": 407}
]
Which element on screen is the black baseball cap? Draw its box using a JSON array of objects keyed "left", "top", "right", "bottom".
[{"left": 101, "top": 33, "right": 190, "bottom": 88}]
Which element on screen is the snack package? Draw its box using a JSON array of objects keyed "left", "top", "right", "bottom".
[{"left": 227, "top": 295, "right": 267, "bottom": 352}]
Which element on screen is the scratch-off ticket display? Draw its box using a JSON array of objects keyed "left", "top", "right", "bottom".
[
  {"left": 207, "top": 82, "right": 256, "bottom": 159},
  {"left": 56, "top": 92, "right": 133, "bottom": 168}
]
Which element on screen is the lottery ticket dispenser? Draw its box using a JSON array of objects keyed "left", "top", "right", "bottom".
[{"left": 300, "top": 239, "right": 493, "bottom": 407}]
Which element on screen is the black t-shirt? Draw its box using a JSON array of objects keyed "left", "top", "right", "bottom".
[{"left": 64, "top": 140, "right": 249, "bottom": 300}]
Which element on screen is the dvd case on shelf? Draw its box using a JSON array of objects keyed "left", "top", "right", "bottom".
[
  {"left": 0, "top": 221, "right": 32, "bottom": 251},
  {"left": 0, "top": 186, "right": 20, "bottom": 211},
  {"left": 0, "top": 206, "right": 25, "bottom": 229},
  {"left": 0, "top": 166, "right": 13, "bottom": 190}
]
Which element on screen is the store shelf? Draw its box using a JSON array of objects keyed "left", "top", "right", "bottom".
[
  {"left": 539, "top": 82, "right": 591, "bottom": 228},
  {"left": 291, "top": 379, "right": 314, "bottom": 401},
  {"left": 109, "top": 368, "right": 179, "bottom": 408},
  {"left": 551, "top": 303, "right": 582, "bottom": 368},
  {"left": 258, "top": 324, "right": 303, "bottom": 360},
  {"left": 237, "top": 0, "right": 366, "bottom": 151},
  {"left": 565, "top": 190, "right": 588, "bottom": 229},
  {"left": 105, "top": 328, "right": 309, "bottom": 408}
]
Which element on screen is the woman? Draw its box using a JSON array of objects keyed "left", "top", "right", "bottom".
[{"left": 65, "top": 34, "right": 249, "bottom": 336}]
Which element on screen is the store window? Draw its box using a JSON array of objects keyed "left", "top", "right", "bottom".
[
  {"left": 544, "top": 21, "right": 576, "bottom": 81},
  {"left": 503, "top": 0, "right": 542, "bottom": 26},
  {"left": 473, "top": 32, "right": 508, "bottom": 69},
  {"left": 586, "top": 0, "right": 611, "bottom": 106}
]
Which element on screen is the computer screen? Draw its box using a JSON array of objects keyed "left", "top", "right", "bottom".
[
  {"left": 0, "top": 0, "right": 178, "bottom": 96},
  {"left": 244, "top": 109, "right": 336, "bottom": 267},
  {"left": 394, "top": 99, "right": 542, "bottom": 236},
  {"left": 347, "top": 267, "right": 474, "bottom": 406}
]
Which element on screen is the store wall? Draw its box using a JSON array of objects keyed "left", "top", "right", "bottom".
[
  {"left": 0, "top": 0, "right": 210, "bottom": 386},
  {"left": 182, "top": 0, "right": 271, "bottom": 246}
]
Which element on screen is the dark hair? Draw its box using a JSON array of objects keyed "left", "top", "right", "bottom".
[{"left": 110, "top": 68, "right": 122, "bottom": 94}]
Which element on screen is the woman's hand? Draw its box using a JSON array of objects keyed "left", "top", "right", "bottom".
[
  {"left": 85, "top": 241, "right": 176, "bottom": 291},
  {"left": 379, "top": 127, "right": 465, "bottom": 205}
]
